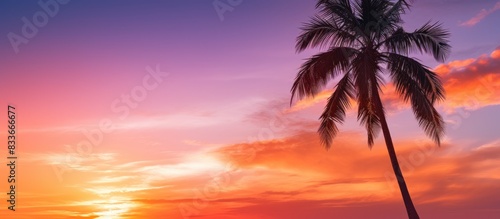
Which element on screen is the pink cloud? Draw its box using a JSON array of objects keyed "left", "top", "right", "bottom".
[{"left": 460, "top": 1, "right": 500, "bottom": 27}]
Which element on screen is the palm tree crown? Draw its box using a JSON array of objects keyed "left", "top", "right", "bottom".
[{"left": 291, "top": 0, "right": 450, "bottom": 148}]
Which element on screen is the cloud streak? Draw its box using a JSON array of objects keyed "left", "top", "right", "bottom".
[
  {"left": 460, "top": 1, "right": 500, "bottom": 27},
  {"left": 195, "top": 130, "right": 500, "bottom": 219}
]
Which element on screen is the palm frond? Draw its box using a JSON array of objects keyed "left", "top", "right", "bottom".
[
  {"left": 410, "top": 87, "right": 444, "bottom": 145},
  {"left": 379, "top": 0, "right": 412, "bottom": 35},
  {"left": 382, "top": 22, "right": 451, "bottom": 62},
  {"left": 318, "top": 73, "right": 355, "bottom": 148},
  {"left": 352, "top": 48, "right": 383, "bottom": 147},
  {"left": 384, "top": 0, "right": 412, "bottom": 20},
  {"left": 290, "top": 47, "right": 357, "bottom": 104},
  {"left": 296, "top": 15, "right": 357, "bottom": 52},
  {"left": 386, "top": 53, "right": 445, "bottom": 145},
  {"left": 315, "top": 0, "right": 364, "bottom": 40},
  {"left": 385, "top": 52, "right": 445, "bottom": 103}
]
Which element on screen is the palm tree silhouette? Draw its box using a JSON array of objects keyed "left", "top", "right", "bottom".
[{"left": 290, "top": 0, "right": 450, "bottom": 218}]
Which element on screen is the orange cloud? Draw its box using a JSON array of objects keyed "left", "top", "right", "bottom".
[
  {"left": 492, "top": 49, "right": 500, "bottom": 59},
  {"left": 436, "top": 47, "right": 500, "bottom": 112},
  {"left": 205, "top": 130, "right": 500, "bottom": 219}
]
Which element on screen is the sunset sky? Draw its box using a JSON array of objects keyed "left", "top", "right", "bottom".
[{"left": 0, "top": 0, "right": 500, "bottom": 218}]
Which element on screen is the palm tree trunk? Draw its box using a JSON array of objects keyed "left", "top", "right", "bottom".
[
  {"left": 379, "top": 112, "right": 420, "bottom": 219},
  {"left": 375, "top": 93, "right": 420, "bottom": 219}
]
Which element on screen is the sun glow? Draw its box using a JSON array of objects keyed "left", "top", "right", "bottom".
[{"left": 92, "top": 197, "right": 137, "bottom": 219}]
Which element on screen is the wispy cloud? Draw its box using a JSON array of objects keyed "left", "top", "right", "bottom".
[
  {"left": 205, "top": 130, "right": 500, "bottom": 218},
  {"left": 287, "top": 90, "right": 334, "bottom": 113},
  {"left": 460, "top": 1, "right": 500, "bottom": 27},
  {"left": 13, "top": 122, "right": 500, "bottom": 218}
]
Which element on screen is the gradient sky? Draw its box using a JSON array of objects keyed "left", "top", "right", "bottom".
[{"left": 0, "top": 0, "right": 500, "bottom": 218}]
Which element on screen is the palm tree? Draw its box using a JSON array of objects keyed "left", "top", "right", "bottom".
[{"left": 290, "top": 0, "right": 450, "bottom": 218}]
